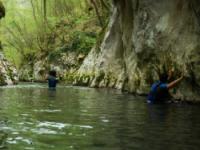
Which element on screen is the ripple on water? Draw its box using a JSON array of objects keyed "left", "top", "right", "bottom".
[
  {"left": 33, "top": 109, "right": 62, "bottom": 113},
  {"left": 6, "top": 137, "right": 32, "bottom": 145},
  {"left": 77, "top": 125, "right": 93, "bottom": 129},
  {"left": 17, "top": 122, "right": 34, "bottom": 125},
  {"left": 99, "top": 116, "right": 110, "bottom": 123},
  {"left": 1, "top": 126, "right": 16, "bottom": 132},
  {"left": 24, "top": 147, "right": 35, "bottom": 150},
  {"left": 31, "top": 128, "right": 61, "bottom": 135},
  {"left": 0, "top": 84, "right": 46, "bottom": 89},
  {"left": 37, "top": 121, "right": 69, "bottom": 129},
  {"left": 20, "top": 114, "right": 30, "bottom": 117},
  {"left": 12, "top": 132, "right": 19, "bottom": 135},
  {"left": 102, "top": 119, "right": 109, "bottom": 123},
  {"left": 36, "top": 121, "right": 93, "bottom": 130}
]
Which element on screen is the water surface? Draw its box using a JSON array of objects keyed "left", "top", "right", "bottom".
[{"left": 0, "top": 83, "right": 200, "bottom": 150}]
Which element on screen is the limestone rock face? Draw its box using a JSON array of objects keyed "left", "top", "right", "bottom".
[
  {"left": 19, "top": 52, "right": 83, "bottom": 82},
  {"left": 0, "top": 53, "right": 18, "bottom": 85},
  {"left": 76, "top": 0, "right": 200, "bottom": 102}
]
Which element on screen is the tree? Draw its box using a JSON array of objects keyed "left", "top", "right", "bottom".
[
  {"left": 43, "top": 0, "right": 47, "bottom": 21},
  {"left": 0, "top": 1, "right": 5, "bottom": 19}
]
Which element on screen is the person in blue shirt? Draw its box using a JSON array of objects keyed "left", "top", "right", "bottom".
[
  {"left": 47, "top": 70, "right": 58, "bottom": 90},
  {"left": 147, "top": 71, "right": 183, "bottom": 104}
]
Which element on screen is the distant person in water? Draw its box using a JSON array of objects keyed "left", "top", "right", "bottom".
[
  {"left": 147, "top": 70, "right": 184, "bottom": 104},
  {"left": 47, "top": 70, "right": 58, "bottom": 90}
]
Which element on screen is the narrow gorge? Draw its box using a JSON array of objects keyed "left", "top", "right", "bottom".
[
  {"left": 75, "top": 0, "right": 200, "bottom": 102},
  {"left": 1, "top": 0, "right": 200, "bottom": 102},
  {"left": 1, "top": 1, "right": 200, "bottom": 149}
]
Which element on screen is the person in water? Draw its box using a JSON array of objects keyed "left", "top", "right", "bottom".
[
  {"left": 147, "top": 71, "right": 184, "bottom": 104},
  {"left": 47, "top": 70, "right": 58, "bottom": 89}
]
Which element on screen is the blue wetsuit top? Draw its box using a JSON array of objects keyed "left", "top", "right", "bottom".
[
  {"left": 48, "top": 76, "right": 58, "bottom": 89},
  {"left": 147, "top": 81, "right": 169, "bottom": 103}
]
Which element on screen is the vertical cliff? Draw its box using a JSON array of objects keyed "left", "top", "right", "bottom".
[{"left": 75, "top": 0, "right": 200, "bottom": 102}]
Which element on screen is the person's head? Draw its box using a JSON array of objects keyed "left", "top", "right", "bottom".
[
  {"left": 49, "top": 70, "right": 57, "bottom": 77},
  {"left": 159, "top": 73, "right": 168, "bottom": 83}
]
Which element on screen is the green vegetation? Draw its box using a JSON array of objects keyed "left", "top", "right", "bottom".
[{"left": 0, "top": 0, "right": 110, "bottom": 69}]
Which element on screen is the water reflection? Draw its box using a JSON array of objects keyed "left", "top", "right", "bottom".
[
  {"left": 48, "top": 89, "right": 56, "bottom": 98},
  {"left": 147, "top": 104, "right": 170, "bottom": 122},
  {"left": 0, "top": 84, "right": 199, "bottom": 150},
  {"left": 0, "top": 131, "right": 7, "bottom": 149}
]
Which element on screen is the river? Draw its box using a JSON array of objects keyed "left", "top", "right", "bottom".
[{"left": 0, "top": 83, "right": 200, "bottom": 150}]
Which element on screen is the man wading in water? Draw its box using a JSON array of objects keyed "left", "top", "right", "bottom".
[
  {"left": 147, "top": 69, "right": 184, "bottom": 104},
  {"left": 47, "top": 70, "right": 58, "bottom": 90}
]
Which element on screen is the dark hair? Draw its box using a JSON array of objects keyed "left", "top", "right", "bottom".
[
  {"left": 49, "top": 70, "right": 57, "bottom": 77},
  {"left": 159, "top": 73, "right": 168, "bottom": 83}
]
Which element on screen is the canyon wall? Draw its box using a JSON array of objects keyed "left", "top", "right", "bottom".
[{"left": 75, "top": 0, "right": 200, "bottom": 102}]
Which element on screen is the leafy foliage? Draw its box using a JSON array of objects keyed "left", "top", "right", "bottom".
[{"left": 0, "top": 0, "right": 110, "bottom": 68}]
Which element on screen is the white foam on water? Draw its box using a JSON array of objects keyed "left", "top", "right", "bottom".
[
  {"left": 24, "top": 147, "right": 35, "bottom": 150},
  {"left": 17, "top": 122, "right": 34, "bottom": 125},
  {"left": 31, "top": 128, "right": 58, "bottom": 135},
  {"left": 21, "top": 139, "right": 32, "bottom": 145},
  {"left": 77, "top": 125, "right": 93, "bottom": 129},
  {"left": 102, "top": 119, "right": 109, "bottom": 123},
  {"left": 33, "top": 109, "right": 62, "bottom": 113},
  {"left": 21, "top": 114, "right": 29, "bottom": 116},
  {"left": 6, "top": 140, "right": 17, "bottom": 144},
  {"left": 0, "top": 84, "right": 46, "bottom": 89},
  {"left": 37, "top": 121, "right": 70, "bottom": 129},
  {"left": 12, "top": 132, "right": 19, "bottom": 135},
  {"left": 15, "top": 137, "right": 23, "bottom": 140},
  {"left": 6, "top": 138, "right": 17, "bottom": 144},
  {"left": 1, "top": 127, "right": 16, "bottom": 132}
]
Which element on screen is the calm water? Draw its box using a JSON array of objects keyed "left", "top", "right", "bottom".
[{"left": 0, "top": 83, "right": 200, "bottom": 150}]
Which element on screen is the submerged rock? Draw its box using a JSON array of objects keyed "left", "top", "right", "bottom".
[{"left": 75, "top": 0, "right": 200, "bottom": 102}]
